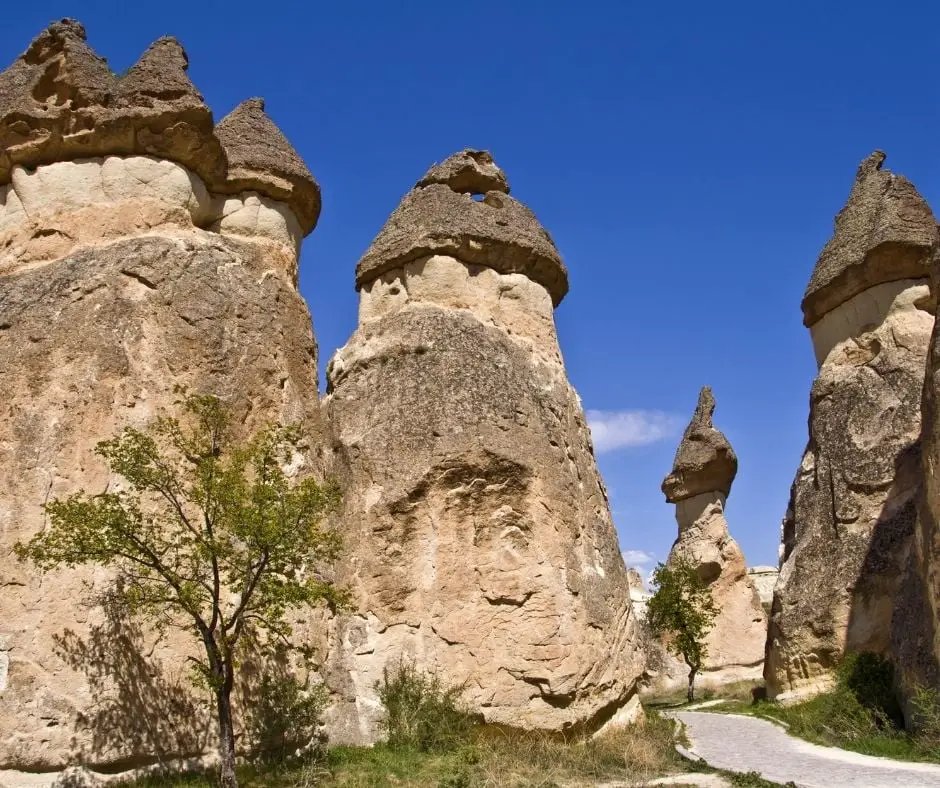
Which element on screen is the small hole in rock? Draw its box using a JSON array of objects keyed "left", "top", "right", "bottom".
[
  {"left": 471, "top": 193, "right": 485, "bottom": 202},
  {"left": 389, "top": 286, "right": 401, "bottom": 295}
]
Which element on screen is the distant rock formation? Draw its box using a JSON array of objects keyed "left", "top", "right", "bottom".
[
  {"left": 766, "top": 152, "right": 937, "bottom": 702},
  {"left": 657, "top": 387, "right": 766, "bottom": 688},
  {"left": 321, "top": 149, "right": 644, "bottom": 743},
  {"left": 746, "top": 567, "right": 779, "bottom": 615},
  {"left": 627, "top": 567, "right": 651, "bottom": 619},
  {"left": 0, "top": 20, "right": 323, "bottom": 772}
]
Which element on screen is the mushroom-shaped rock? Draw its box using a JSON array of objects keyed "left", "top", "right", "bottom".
[
  {"left": 802, "top": 151, "right": 938, "bottom": 327},
  {"left": 0, "top": 20, "right": 229, "bottom": 184},
  {"left": 416, "top": 149, "right": 510, "bottom": 194},
  {"left": 117, "top": 36, "right": 224, "bottom": 183},
  {"left": 356, "top": 149, "right": 568, "bottom": 305},
  {"left": 213, "top": 98, "right": 321, "bottom": 234},
  {"left": 0, "top": 19, "right": 118, "bottom": 177},
  {"left": 662, "top": 386, "right": 737, "bottom": 502}
]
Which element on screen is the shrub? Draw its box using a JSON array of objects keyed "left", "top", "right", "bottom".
[
  {"left": 376, "top": 660, "right": 476, "bottom": 752},
  {"left": 243, "top": 671, "right": 328, "bottom": 765},
  {"left": 911, "top": 684, "right": 940, "bottom": 757},
  {"left": 839, "top": 651, "right": 903, "bottom": 729}
]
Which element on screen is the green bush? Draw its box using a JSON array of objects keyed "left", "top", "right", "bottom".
[
  {"left": 839, "top": 651, "right": 903, "bottom": 729},
  {"left": 911, "top": 684, "right": 940, "bottom": 757},
  {"left": 244, "top": 671, "right": 328, "bottom": 764},
  {"left": 376, "top": 660, "right": 476, "bottom": 752}
]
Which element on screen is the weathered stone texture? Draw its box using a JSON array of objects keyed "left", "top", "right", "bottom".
[
  {"left": 0, "top": 22, "right": 322, "bottom": 773},
  {"left": 356, "top": 150, "right": 568, "bottom": 306},
  {"left": 661, "top": 387, "right": 737, "bottom": 502},
  {"left": 647, "top": 390, "right": 766, "bottom": 696},
  {"left": 893, "top": 247, "right": 940, "bottom": 712},
  {"left": 802, "top": 151, "right": 938, "bottom": 327},
  {"left": 766, "top": 153, "right": 937, "bottom": 702},
  {"left": 322, "top": 152, "right": 642, "bottom": 744},
  {"left": 0, "top": 20, "right": 318, "bottom": 232}
]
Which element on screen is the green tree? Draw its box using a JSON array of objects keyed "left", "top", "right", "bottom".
[
  {"left": 645, "top": 558, "right": 717, "bottom": 702},
  {"left": 15, "top": 394, "right": 345, "bottom": 788}
]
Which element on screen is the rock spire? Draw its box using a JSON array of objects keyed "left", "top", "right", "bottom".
[
  {"left": 0, "top": 20, "right": 323, "bottom": 774},
  {"left": 648, "top": 388, "right": 766, "bottom": 694},
  {"left": 322, "top": 149, "right": 643, "bottom": 743},
  {"left": 766, "top": 152, "right": 937, "bottom": 702}
]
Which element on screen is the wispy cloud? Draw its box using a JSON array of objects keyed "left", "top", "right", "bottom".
[
  {"left": 622, "top": 549, "right": 656, "bottom": 567},
  {"left": 586, "top": 409, "right": 682, "bottom": 453}
]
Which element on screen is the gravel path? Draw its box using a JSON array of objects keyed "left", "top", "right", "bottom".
[{"left": 674, "top": 711, "right": 940, "bottom": 787}]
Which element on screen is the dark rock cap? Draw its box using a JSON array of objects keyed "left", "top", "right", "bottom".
[
  {"left": 802, "top": 151, "right": 938, "bottom": 327},
  {"left": 661, "top": 386, "right": 737, "bottom": 502},
  {"left": 213, "top": 98, "right": 320, "bottom": 234},
  {"left": 0, "top": 20, "right": 319, "bottom": 235},
  {"left": 416, "top": 149, "right": 510, "bottom": 194},
  {"left": 356, "top": 149, "right": 568, "bottom": 305}
]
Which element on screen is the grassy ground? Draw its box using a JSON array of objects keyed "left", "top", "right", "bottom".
[{"left": 121, "top": 712, "right": 697, "bottom": 787}]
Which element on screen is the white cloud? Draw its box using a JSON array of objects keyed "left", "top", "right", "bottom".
[
  {"left": 586, "top": 409, "right": 681, "bottom": 453},
  {"left": 622, "top": 549, "right": 655, "bottom": 567},
  {"left": 622, "top": 550, "right": 658, "bottom": 590}
]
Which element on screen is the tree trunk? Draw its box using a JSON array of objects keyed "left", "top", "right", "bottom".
[
  {"left": 687, "top": 667, "right": 697, "bottom": 703},
  {"left": 217, "top": 688, "right": 238, "bottom": 788}
]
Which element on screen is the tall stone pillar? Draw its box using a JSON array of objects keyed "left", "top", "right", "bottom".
[
  {"left": 660, "top": 387, "right": 766, "bottom": 685},
  {"left": 766, "top": 152, "right": 937, "bottom": 701},
  {"left": 322, "top": 150, "right": 643, "bottom": 743},
  {"left": 0, "top": 21, "right": 323, "bottom": 771}
]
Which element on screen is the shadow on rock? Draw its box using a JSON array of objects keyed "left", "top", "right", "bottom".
[{"left": 52, "top": 591, "right": 211, "bottom": 772}]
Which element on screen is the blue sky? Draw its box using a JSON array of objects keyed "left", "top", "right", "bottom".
[{"left": 6, "top": 1, "right": 940, "bottom": 576}]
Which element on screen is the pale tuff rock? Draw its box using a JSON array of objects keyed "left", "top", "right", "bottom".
[
  {"left": 0, "top": 23, "right": 323, "bottom": 772},
  {"left": 0, "top": 20, "right": 319, "bottom": 234},
  {"left": 766, "top": 153, "right": 937, "bottom": 702},
  {"left": 894, "top": 253, "right": 940, "bottom": 713},
  {"left": 322, "top": 150, "right": 642, "bottom": 744},
  {"left": 661, "top": 387, "right": 737, "bottom": 502},
  {"left": 746, "top": 566, "right": 779, "bottom": 615},
  {"left": 356, "top": 149, "right": 568, "bottom": 305},
  {"left": 649, "top": 389, "right": 766, "bottom": 695}
]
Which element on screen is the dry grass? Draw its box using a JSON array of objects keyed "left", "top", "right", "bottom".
[{"left": 122, "top": 712, "right": 690, "bottom": 787}]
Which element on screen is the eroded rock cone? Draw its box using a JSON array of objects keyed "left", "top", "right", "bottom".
[
  {"left": 0, "top": 21, "right": 323, "bottom": 773},
  {"left": 649, "top": 388, "right": 765, "bottom": 695},
  {"left": 766, "top": 152, "right": 937, "bottom": 702},
  {"left": 322, "top": 149, "right": 643, "bottom": 743}
]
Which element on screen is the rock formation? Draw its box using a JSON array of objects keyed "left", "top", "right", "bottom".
[
  {"left": 766, "top": 152, "right": 937, "bottom": 702},
  {"left": 658, "top": 387, "right": 767, "bottom": 685},
  {"left": 894, "top": 240, "right": 940, "bottom": 713},
  {"left": 746, "top": 567, "right": 779, "bottom": 615},
  {"left": 0, "top": 21, "right": 323, "bottom": 773},
  {"left": 321, "top": 149, "right": 644, "bottom": 743}
]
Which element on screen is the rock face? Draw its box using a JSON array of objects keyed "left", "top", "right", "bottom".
[
  {"left": 766, "top": 152, "right": 937, "bottom": 702},
  {"left": 321, "top": 150, "right": 644, "bottom": 744},
  {"left": 0, "top": 22, "right": 323, "bottom": 772},
  {"left": 894, "top": 253, "right": 940, "bottom": 714},
  {"left": 659, "top": 387, "right": 767, "bottom": 685}
]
